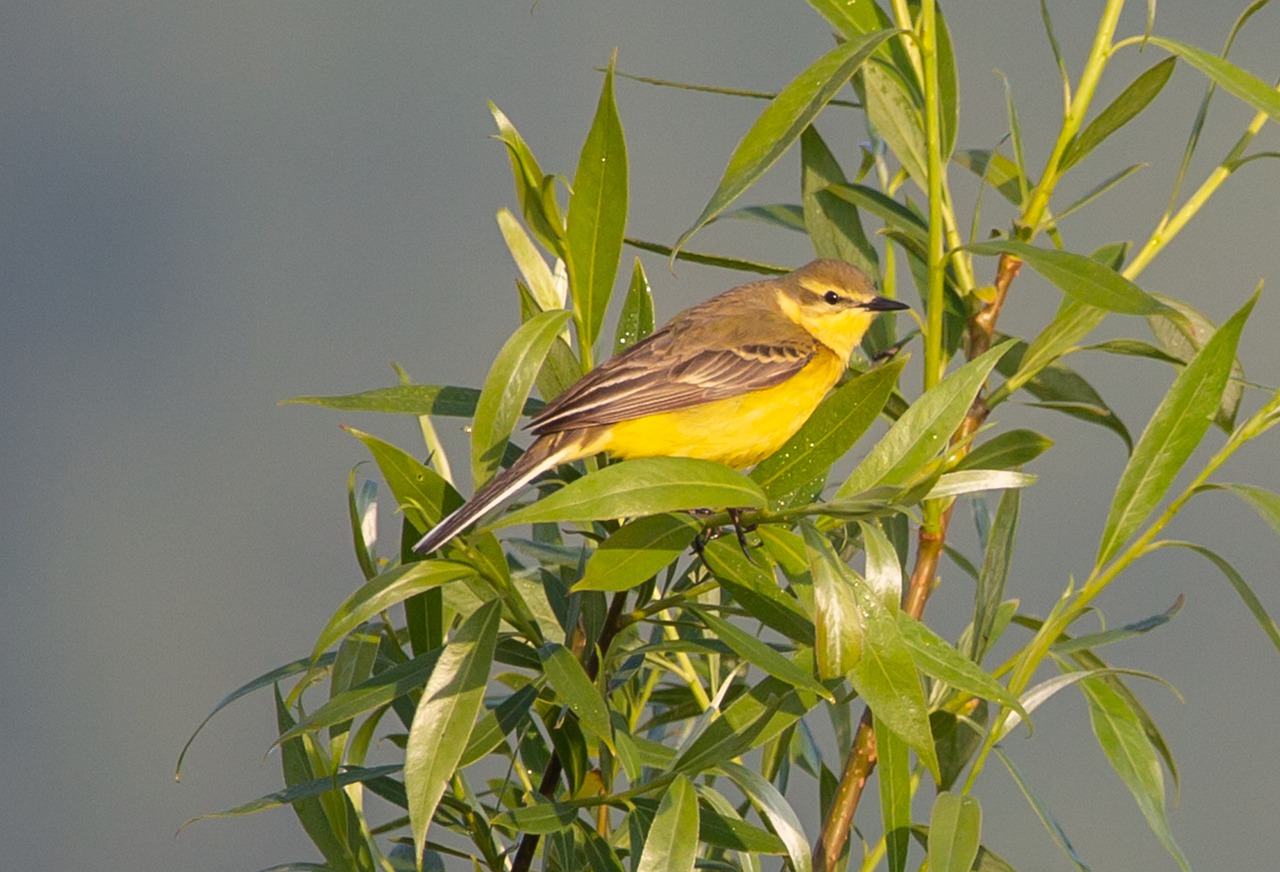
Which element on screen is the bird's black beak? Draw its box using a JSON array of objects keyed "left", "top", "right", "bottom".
[{"left": 861, "top": 295, "right": 911, "bottom": 312}]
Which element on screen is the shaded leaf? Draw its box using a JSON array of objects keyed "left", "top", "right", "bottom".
[
  {"left": 1153, "top": 541, "right": 1280, "bottom": 653},
  {"left": 968, "top": 487, "right": 1020, "bottom": 664},
  {"left": 497, "top": 208, "right": 562, "bottom": 313},
  {"left": 876, "top": 720, "right": 913, "bottom": 872},
  {"left": 577, "top": 513, "right": 699, "bottom": 592},
  {"left": 702, "top": 538, "right": 815, "bottom": 644},
  {"left": 928, "top": 792, "right": 982, "bottom": 872},
  {"left": 1053, "top": 596, "right": 1184, "bottom": 655},
  {"left": 1061, "top": 57, "right": 1176, "bottom": 171},
  {"left": 284, "top": 385, "right": 543, "bottom": 418},
  {"left": 898, "top": 613, "right": 1026, "bottom": 717},
  {"left": 1147, "top": 37, "right": 1280, "bottom": 123},
  {"left": 1149, "top": 293, "right": 1247, "bottom": 431},
  {"left": 613, "top": 258, "right": 656, "bottom": 355},
  {"left": 635, "top": 775, "right": 699, "bottom": 872},
  {"left": 624, "top": 237, "right": 789, "bottom": 275},
  {"left": 954, "top": 429, "right": 1053, "bottom": 472},
  {"left": 863, "top": 60, "right": 927, "bottom": 184},
  {"left": 801, "top": 126, "right": 879, "bottom": 278},
  {"left": 539, "top": 642, "right": 614, "bottom": 749},
  {"left": 692, "top": 606, "right": 833, "bottom": 701},
  {"left": 993, "top": 747, "right": 1090, "bottom": 871},
  {"left": 716, "top": 761, "right": 813, "bottom": 872}
]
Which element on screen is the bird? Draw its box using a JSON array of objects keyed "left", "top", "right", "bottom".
[{"left": 413, "top": 258, "right": 908, "bottom": 554}]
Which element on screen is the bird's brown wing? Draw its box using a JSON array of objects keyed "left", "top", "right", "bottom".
[{"left": 529, "top": 310, "right": 818, "bottom": 435}]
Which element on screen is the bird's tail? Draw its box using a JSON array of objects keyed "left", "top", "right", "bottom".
[{"left": 412, "top": 434, "right": 578, "bottom": 555}]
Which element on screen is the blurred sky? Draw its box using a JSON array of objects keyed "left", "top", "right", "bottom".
[{"left": 2, "top": 2, "right": 1278, "bottom": 870}]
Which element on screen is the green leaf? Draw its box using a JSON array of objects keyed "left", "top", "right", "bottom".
[
  {"left": 284, "top": 384, "right": 544, "bottom": 418},
  {"left": 804, "top": 525, "right": 938, "bottom": 778},
  {"left": 311, "top": 561, "right": 477, "bottom": 660},
  {"left": 996, "top": 297, "right": 1107, "bottom": 402},
  {"left": 472, "top": 309, "right": 573, "bottom": 486},
  {"left": 1148, "top": 293, "right": 1247, "bottom": 431},
  {"left": 898, "top": 613, "right": 1026, "bottom": 717},
  {"left": 1080, "top": 677, "right": 1190, "bottom": 871},
  {"left": 491, "top": 103, "right": 565, "bottom": 256},
  {"left": 695, "top": 790, "right": 789, "bottom": 855},
  {"left": 858, "top": 519, "right": 903, "bottom": 609},
  {"left": 576, "top": 513, "right": 699, "bottom": 592},
  {"left": 839, "top": 342, "right": 1015, "bottom": 497},
  {"left": 635, "top": 775, "right": 699, "bottom": 872},
  {"left": 876, "top": 720, "right": 912, "bottom": 872},
  {"left": 459, "top": 682, "right": 539, "bottom": 768},
  {"left": 347, "top": 470, "right": 378, "bottom": 581},
  {"left": 800, "top": 126, "right": 879, "bottom": 278},
  {"left": 968, "top": 487, "right": 1020, "bottom": 664},
  {"left": 1153, "top": 541, "right": 1280, "bottom": 654},
  {"left": 1147, "top": 37, "right": 1280, "bottom": 124},
  {"left": 1083, "top": 338, "right": 1185, "bottom": 366},
  {"left": 491, "top": 458, "right": 767, "bottom": 528},
  {"left": 993, "top": 747, "right": 1090, "bottom": 871},
  {"left": 1198, "top": 483, "right": 1280, "bottom": 537},
  {"left": 911, "top": 825, "right": 1017, "bottom": 872},
  {"left": 925, "top": 470, "right": 1036, "bottom": 501},
  {"left": 345, "top": 427, "right": 464, "bottom": 534},
  {"left": 936, "top": 6, "right": 960, "bottom": 160},
  {"left": 968, "top": 241, "right": 1171, "bottom": 316},
  {"left": 675, "top": 29, "right": 900, "bottom": 255},
  {"left": 702, "top": 538, "right": 815, "bottom": 644},
  {"left": 825, "top": 182, "right": 928, "bottom": 242},
  {"left": 863, "top": 60, "right": 927, "bottom": 185},
  {"left": 952, "top": 149, "right": 1030, "bottom": 207},
  {"left": 691, "top": 606, "right": 833, "bottom": 701},
  {"left": 497, "top": 208, "right": 563, "bottom": 313},
  {"left": 494, "top": 797, "right": 579, "bottom": 835},
  {"left": 715, "top": 762, "right": 813, "bottom": 872},
  {"left": 192, "top": 758, "right": 401, "bottom": 825},
  {"left": 752, "top": 358, "right": 906, "bottom": 508},
  {"left": 567, "top": 54, "right": 628, "bottom": 347},
  {"left": 1061, "top": 57, "right": 1176, "bottom": 171},
  {"left": 1098, "top": 293, "right": 1256, "bottom": 565},
  {"left": 613, "top": 258, "right": 656, "bottom": 355},
  {"left": 175, "top": 654, "right": 335, "bottom": 781},
  {"left": 539, "top": 642, "right": 614, "bottom": 749},
  {"left": 954, "top": 429, "right": 1053, "bottom": 472},
  {"left": 278, "top": 650, "right": 442, "bottom": 744},
  {"left": 406, "top": 600, "right": 502, "bottom": 869},
  {"left": 1052, "top": 596, "right": 1184, "bottom": 655},
  {"left": 928, "top": 792, "right": 982, "bottom": 872},
  {"left": 717, "top": 202, "right": 808, "bottom": 232},
  {"left": 625, "top": 237, "right": 789, "bottom": 275}
]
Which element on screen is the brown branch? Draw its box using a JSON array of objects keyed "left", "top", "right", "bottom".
[{"left": 814, "top": 253, "right": 1023, "bottom": 868}]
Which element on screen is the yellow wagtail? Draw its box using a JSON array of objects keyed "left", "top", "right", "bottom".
[{"left": 414, "top": 258, "right": 908, "bottom": 554}]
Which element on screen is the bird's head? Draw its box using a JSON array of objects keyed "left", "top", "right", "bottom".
[{"left": 776, "top": 259, "right": 910, "bottom": 359}]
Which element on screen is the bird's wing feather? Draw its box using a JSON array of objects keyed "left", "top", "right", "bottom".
[{"left": 529, "top": 309, "right": 817, "bottom": 434}]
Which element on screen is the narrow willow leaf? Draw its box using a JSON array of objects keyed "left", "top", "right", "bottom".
[
  {"left": 998, "top": 667, "right": 1169, "bottom": 741},
  {"left": 876, "top": 720, "right": 913, "bottom": 872},
  {"left": 936, "top": 5, "right": 959, "bottom": 159},
  {"left": 968, "top": 241, "right": 1171, "bottom": 316},
  {"left": 864, "top": 60, "right": 928, "bottom": 186},
  {"left": 954, "top": 429, "right": 1053, "bottom": 472},
  {"left": 692, "top": 606, "right": 833, "bottom": 701},
  {"left": 407, "top": 601, "right": 501, "bottom": 868},
  {"left": 1083, "top": 338, "right": 1184, "bottom": 366},
  {"left": 494, "top": 798, "right": 579, "bottom": 835},
  {"left": 997, "top": 297, "right": 1106, "bottom": 402},
  {"left": 567, "top": 54, "right": 628, "bottom": 347},
  {"left": 345, "top": 427, "right": 463, "bottom": 534},
  {"left": 192, "top": 758, "right": 401, "bottom": 824},
  {"left": 539, "top": 642, "right": 614, "bottom": 749},
  {"left": 752, "top": 358, "right": 906, "bottom": 508},
  {"left": 1197, "top": 483, "right": 1280, "bottom": 537},
  {"left": 1147, "top": 37, "right": 1280, "bottom": 123},
  {"left": 695, "top": 789, "right": 788, "bottom": 855},
  {"left": 800, "top": 126, "right": 879, "bottom": 278},
  {"left": 804, "top": 525, "right": 939, "bottom": 777},
  {"left": 347, "top": 471, "right": 378, "bottom": 581},
  {"left": 899, "top": 613, "right": 1027, "bottom": 718},
  {"left": 1154, "top": 541, "right": 1280, "bottom": 653},
  {"left": 1053, "top": 596, "right": 1184, "bottom": 655},
  {"left": 491, "top": 103, "right": 564, "bottom": 256},
  {"left": 176, "top": 654, "right": 335, "bottom": 780},
  {"left": 1098, "top": 293, "right": 1256, "bottom": 565},
  {"left": 839, "top": 342, "right": 1015, "bottom": 497},
  {"left": 625, "top": 237, "right": 789, "bottom": 275},
  {"left": 806, "top": 0, "right": 888, "bottom": 37},
  {"left": 716, "top": 762, "right": 813, "bottom": 872},
  {"left": 311, "top": 561, "right": 476, "bottom": 660},
  {"left": 1149, "top": 292, "right": 1247, "bottom": 431},
  {"left": 1061, "top": 57, "right": 1176, "bottom": 171},
  {"left": 993, "top": 747, "right": 1090, "bottom": 871},
  {"left": 497, "top": 208, "right": 562, "bottom": 312},
  {"left": 635, "top": 775, "right": 699, "bottom": 872},
  {"left": 279, "top": 650, "right": 443, "bottom": 744},
  {"left": 702, "top": 538, "right": 814, "bottom": 644},
  {"left": 952, "top": 149, "right": 1029, "bottom": 207},
  {"left": 284, "top": 385, "right": 544, "bottom": 418},
  {"left": 1050, "top": 163, "right": 1147, "bottom": 225},
  {"left": 932, "top": 706, "right": 986, "bottom": 792},
  {"left": 911, "top": 826, "right": 1017, "bottom": 872},
  {"left": 576, "top": 513, "right": 700, "bottom": 592},
  {"left": 858, "top": 519, "right": 903, "bottom": 609},
  {"left": 825, "top": 182, "right": 928, "bottom": 240},
  {"left": 997, "top": 72, "right": 1030, "bottom": 207},
  {"left": 1081, "top": 677, "right": 1190, "bottom": 871},
  {"left": 717, "top": 203, "right": 807, "bottom": 232},
  {"left": 472, "top": 309, "right": 573, "bottom": 486},
  {"left": 613, "top": 258, "right": 656, "bottom": 355},
  {"left": 675, "top": 29, "right": 900, "bottom": 255},
  {"left": 969, "top": 487, "right": 1020, "bottom": 664},
  {"left": 925, "top": 470, "right": 1036, "bottom": 500},
  {"left": 492, "top": 458, "right": 767, "bottom": 528},
  {"left": 459, "top": 682, "right": 539, "bottom": 768},
  {"left": 579, "top": 824, "right": 629, "bottom": 872},
  {"left": 928, "top": 792, "right": 982, "bottom": 872}
]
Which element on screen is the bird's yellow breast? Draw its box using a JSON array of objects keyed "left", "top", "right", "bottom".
[{"left": 598, "top": 348, "right": 846, "bottom": 468}]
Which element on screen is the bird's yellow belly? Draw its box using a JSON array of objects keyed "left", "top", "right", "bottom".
[{"left": 600, "top": 350, "right": 844, "bottom": 469}]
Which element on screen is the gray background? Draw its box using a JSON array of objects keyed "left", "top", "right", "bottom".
[{"left": 2, "top": 2, "right": 1277, "bottom": 869}]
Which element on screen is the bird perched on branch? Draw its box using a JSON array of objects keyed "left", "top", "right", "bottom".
[{"left": 414, "top": 258, "right": 908, "bottom": 554}]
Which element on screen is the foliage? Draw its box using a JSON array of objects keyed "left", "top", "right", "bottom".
[{"left": 184, "top": 4, "right": 1280, "bottom": 871}]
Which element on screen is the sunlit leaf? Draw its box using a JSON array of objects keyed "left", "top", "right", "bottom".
[
  {"left": 1061, "top": 57, "right": 1176, "bottom": 170},
  {"left": 716, "top": 761, "right": 813, "bottom": 872},
  {"left": 283, "top": 385, "right": 544, "bottom": 418},
  {"left": 539, "top": 642, "right": 614, "bottom": 749},
  {"left": 613, "top": 258, "right": 656, "bottom": 355},
  {"left": 491, "top": 103, "right": 565, "bottom": 256},
  {"left": 954, "top": 429, "right": 1053, "bottom": 472},
  {"left": 1147, "top": 37, "right": 1280, "bottom": 123},
  {"left": 1152, "top": 541, "right": 1280, "bottom": 653},
  {"left": 801, "top": 126, "right": 879, "bottom": 281},
  {"left": 1098, "top": 293, "right": 1255, "bottom": 565},
  {"left": 928, "top": 792, "right": 982, "bottom": 872},
  {"left": 635, "top": 775, "right": 699, "bottom": 872},
  {"left": 898, "top": 613, "right": 1026, "bottom": 717},
  {"left": 926, "top": 470, "right": 1036, "bottom": 500},
  {"left": 675, "top": 29, "right": 900, "bottom": 254},
  {"left": 876, "top": 720, "right": 913, "bottom": 872},
  {"left": 492, "top": 458, "right": 766, "bottom": 528},
  {"left": 692, "top": 606, "right": 832, "bottom": 701},
  {"left": 498, "top": 208, "right": 562, "bottom": 313}
]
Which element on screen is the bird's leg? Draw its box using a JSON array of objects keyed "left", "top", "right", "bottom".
[
  {"left": 872, "top": 337, "right": 909, "bottom": 364},
  {"left": 726, "top": 507, "right": 757, "bottom": 562}
]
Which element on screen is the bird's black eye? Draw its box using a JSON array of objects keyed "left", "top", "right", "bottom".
[{"left": 823, "top": 290, "right": 841, "bottom": 305}]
